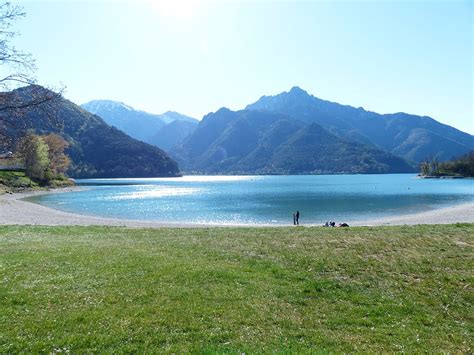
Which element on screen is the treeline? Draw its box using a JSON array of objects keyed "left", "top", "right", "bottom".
[
  {"left": 420, "top": 151, "right": 474, "bottom": 177},
  {"left": 15, "top": 132, "right": 73, "bottom": 186}
]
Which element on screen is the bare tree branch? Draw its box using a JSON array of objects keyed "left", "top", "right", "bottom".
[
  {"left": 0, "top": 87, "right": 62, "bottom": 112},
  {"left": 0, "top": 1, "right": 35, "bottom": 91},
  {"left": 0, "top": 1, "right": 64, "bottom": 150}
]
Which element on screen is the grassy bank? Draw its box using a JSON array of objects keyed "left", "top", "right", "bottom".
[
  {"left": 0, "top": 170, "right": 38, "bottom": 193},
  {"left": 0, "top": 170, "right": 73, "bottom": 194},
  {"left": 0, "top": 225, "right": 472, "bottom": 352}
]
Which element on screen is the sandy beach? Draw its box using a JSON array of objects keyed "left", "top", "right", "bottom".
[
  {"left": 0, "top": 189, "right": 206, "bottom": 228},
  {"left": 350, "top": 203, "right": 474, "bottom": 226},
  {"left": 0, "top": 188, "right": 473, "bottom": 227}
]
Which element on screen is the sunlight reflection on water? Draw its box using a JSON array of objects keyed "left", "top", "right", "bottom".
[
  {"left": 82, "top": 175, "right": 262, "bottom": 184},
  {"left": 102, "top": 187, "right": 202, "bottom": 200},
  {"left": 29, "top": 175, "right": 474, "bottom": 224}
]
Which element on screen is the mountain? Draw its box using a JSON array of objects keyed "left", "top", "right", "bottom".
[
  {"left": 246, "top": 86, "right": 474, "bottom": 163},
  {"left": 172, "top": 108, "right": 414, "bottom": 174},
  {"left": 159, "top": 111, "right": 198, "bottom": 125},
  {"left": 2, "top": 86, "right": 180, "bottom": 178},
  {"left": 81, "top": 100, "right": 165, "bottom": 142},
  {"left": 81, "top": 100, "right": 198, "bottom": 148},
  {"left": 148, "top": 120, "right": 198, "bottom": 151}
]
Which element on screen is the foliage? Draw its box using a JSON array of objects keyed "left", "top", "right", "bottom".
[
  {"left": 42, "top": 133, "right": 70, "bottom": 174},
  {"left": 0, "top": 168, "right": 73, "bottom": 193},
  {"left": 420, "top": 151, "right": 474, "bottom": 177},
  {"left": 0, "top": 224, "right": 472, "bottom": 352},
  {"left": 0, "top": 169, "right": 37, "bottom": 192},
  {"left": 15, "top": 131, "right": 49, "bottom": 179},
  {"left": 47, "top": 175, "right": 74, "bottom": 188},
  {"left": 419, "top": 161, "right": 430, "bottom": 175},
  {"left": 13, "top": 132, "right": 74, "bottom": 187}
]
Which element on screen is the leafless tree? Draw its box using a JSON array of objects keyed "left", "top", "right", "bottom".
[
  {"left": 0, "top": 1, "right": 62, "bottom": 148},
  {"left": 0, "top": 1, "right": 35, "bottom": 90}
]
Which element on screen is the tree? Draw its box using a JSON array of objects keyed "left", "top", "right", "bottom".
[
  {"left": 419, "top": 162, "right": 430, "bottom": 176},
  {"left": 43, "top": 133, "right": 70, "bottom": 175},
  {"left": 16, "top": 131, "right": 49, "bottom": 179},
  {"left": 0, "top": 1, "right": 34, "bottom": 90},
  {"left": 0, "top": 1, "right": 62, "bottom": 148},
  {"left": 429, "top": 160, "right": 439, "bottom": 175}
]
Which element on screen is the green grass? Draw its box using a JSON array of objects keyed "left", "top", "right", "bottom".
[
  {"left": 0, "top": 225, "right": 472, "bottom": 352},
  {"left": 0, "top": 170, "right": 37, "bottom": 192},
  {"left": 0, "top": 170, "right": 73, "bottom": 194}
]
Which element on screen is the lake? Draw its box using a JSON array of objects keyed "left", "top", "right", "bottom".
[{"left": 26, "top": 174, "right": 474, "bottom": 225}]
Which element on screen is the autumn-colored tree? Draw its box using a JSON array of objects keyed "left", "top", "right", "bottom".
[
  {"left": 16, "top": 131, "right": 49, "bottom": 179},
  {"left": 43, "top": 133, "right": 70, "bottom": 175}
]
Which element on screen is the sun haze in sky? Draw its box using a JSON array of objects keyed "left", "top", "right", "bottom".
[
  {"left": 147, "top": 0, "right": 209, "bottom": 21},
  {"left": 15, "top": 0, "right": 474, "bottom": 134}
]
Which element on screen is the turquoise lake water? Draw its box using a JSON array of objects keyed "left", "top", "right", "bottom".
[{"left": 27, "top": 174, "right": 474, "bottom": 225}]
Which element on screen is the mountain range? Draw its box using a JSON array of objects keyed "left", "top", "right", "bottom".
[
  {"left": 246, "top": 87, "right": 474, "bottom": 163},
  {"left": 171, "top": 108, "right": 414, "bottom": 174},
  {"left": 81, "top": 100, "right": 198, "bottom": 150},
  {"left": 3, "top": 85, "right": 472, "bottom": 178},
  {"left": 170, "top": 87, "right": 473, "bottom": 174},
  {"left": 1, "top": 86, "right": 180, "bottom": 178}
]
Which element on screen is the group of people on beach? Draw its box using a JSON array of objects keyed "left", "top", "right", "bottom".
[
  {"left": 291, "top": 211, "right": 349, "bottom": 227},
  {"left": 324, "top": 220, "right": 349, "bottom": 227}
]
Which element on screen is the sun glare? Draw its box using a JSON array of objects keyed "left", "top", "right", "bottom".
[{"left": 147, "top": 0, "right": 206, "bottom": 20}]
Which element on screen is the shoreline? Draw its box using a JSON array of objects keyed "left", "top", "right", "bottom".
[{"left": 1, "top": 187, "right": 473, "bottom": 227}]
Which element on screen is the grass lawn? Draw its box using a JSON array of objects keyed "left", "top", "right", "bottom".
[{"left": 0, "top": 224, "right": 472, "bottom": 352}]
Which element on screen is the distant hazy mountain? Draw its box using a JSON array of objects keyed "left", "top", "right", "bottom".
[
  {"left": 81, "top": 100, "right": 197, "bottom": 148},
  {"left": 81, "top": 100, "right": 166, "bottom": 142},
  {"left": 159, "top": 111, "right": 198, "bottom": 125},
  {"left": 172, "top": 108, "right": 414, "bottom": 174},
  {"left": 246, "top": 86, "right": 474, "bottom": 163},
  {"left": 148, "top": 120, "right": 198, "bottom": 151},
  {"left": 3, "top": 86, "right": 180, "bottom": 178}
]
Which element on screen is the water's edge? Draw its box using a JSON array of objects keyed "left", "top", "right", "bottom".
[{"left": 22, "top": 175, "right": 474, "bottom": 225}]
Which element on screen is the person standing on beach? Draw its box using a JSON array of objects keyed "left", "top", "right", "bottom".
[
  {"left": 292, "top": 212, "right": 296, "bottom": 225},
  {"left": 295, "top": 210, "right": 300, "bottom": 225}
]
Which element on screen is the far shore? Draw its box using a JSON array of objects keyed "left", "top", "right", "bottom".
[{"left": 0, "top": 187, "right": 473, "bottom": 227}]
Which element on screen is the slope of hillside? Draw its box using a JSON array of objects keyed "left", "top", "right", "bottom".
[
  {"left": 148, "top": 120, "right": 198, "bottom": 151},
  {"left": 172, "top": 108, "right": 414, "bottom": 174},
  {"left": 246, "top": 87, "right": 474, "bottom": 162},
  {"left": 2, "top": 86, "right": 180, "bottom": 178}
]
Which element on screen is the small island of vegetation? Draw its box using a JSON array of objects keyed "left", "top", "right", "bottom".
[{"left": 419, "top": 151, "right": 474, "bottom": 178}]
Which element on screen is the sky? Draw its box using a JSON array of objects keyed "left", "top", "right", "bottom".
[{"left": 10, "top": 0, "right": 474, "bottom": 133}]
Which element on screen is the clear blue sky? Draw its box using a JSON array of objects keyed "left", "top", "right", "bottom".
[{"left": 14, "top": 0, "right": 474, "bottom": 133}]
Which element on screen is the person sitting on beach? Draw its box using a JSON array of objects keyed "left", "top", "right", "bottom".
[
  {"left": 330, "top": 221, "right": 336, "bottom": 227},
  {"left": 338, "top": 222, "right": 349, "bottom": 227},
  {"left": 324, "top": 221, "right": 329, "bottom": 227}
]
